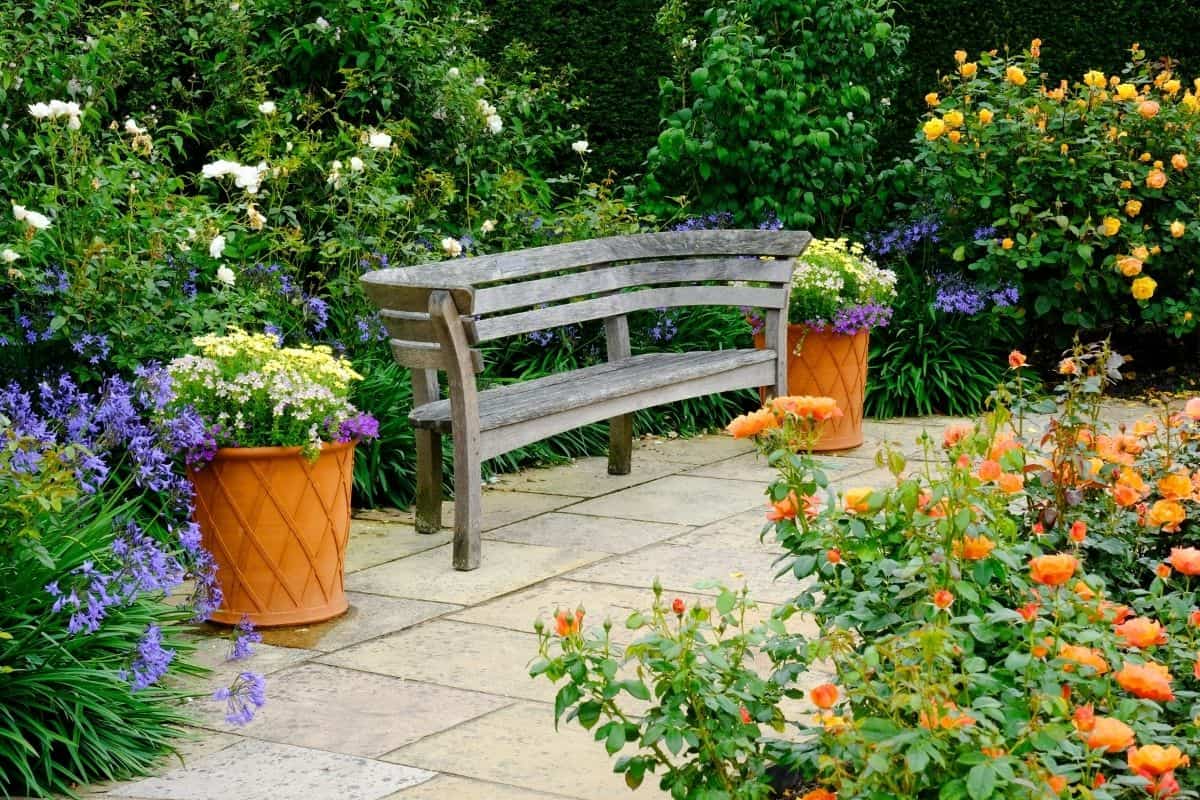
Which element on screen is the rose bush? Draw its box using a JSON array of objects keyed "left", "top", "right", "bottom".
[
  {"left": 911, "top": 40, "right": 1200, "bottom": 338},
  {"left": 534, "top": 342, "right": 1200, "bottom": 799}
]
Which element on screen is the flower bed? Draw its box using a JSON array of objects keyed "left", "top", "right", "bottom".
[{"left": 534, "top": 343, "right": 1200, "bottom": 798}]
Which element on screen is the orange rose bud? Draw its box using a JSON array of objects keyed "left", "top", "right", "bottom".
[
  {"left": 1189, "top": 609, "right": 1200, "bottom": 627},
  {"left": 1115, "top": 660, "right": 1174, "bottom": 701},
  {"left": 1018, "top": 602, "right": 1040, "bottom": 622},
  {"left": 554, "top": 608, "right": 584, "bottom": 636},
  {"left": 826, "top": 548, "right": 842, "bottom": 564},
  {"left": 810, "top": 683, "right": 838, "bottom": 709},
  {"left": 1114, "top": 617, "right": 1168, "bottom": 648},
  {"left": 1059, "top": 357, "right": 1078, "bottom": 375},
  {"left": 843, "top": 487, "right": 873, "bottom": 514},
  {"left": 1129, "top": 744, "right": 1190, "bottom": 777},
  {"left": 1072, "top": 703, "right": 1096, "bottom": 732},
  {"left": 932, "top": 588, "right": 954, "bottom": 609},
  {"left": 960, "top": 535, "right": 995, "bottom": 560},
  {"left": 1157, "top": 563, "right": 1172, "bottom": 579},
  {"left": 739, "top": 705, "right": 752, "bottom": 724},
  {"left": 1030, "top": 553, "right": 1078, "bottom": 586},
  {"left": 1068, "top": 520, "right": 1087, "bottom": 542},
  {"left": 1046, "top": 775, "right": 1067, "bottom": 794},
  {"left": 1085, "top": 716, "right": 1135, "bottom": 752},
  {"left": 1008, "top": 350, "right": 1027, "bottom": 368},
  {"left": 671, "top": 597, "right": 685, "bottom": 615},
  {"left": 800, "top": 790, "right": 837, "bottom": 800}
]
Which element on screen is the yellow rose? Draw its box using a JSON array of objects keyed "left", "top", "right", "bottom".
[
  {"left": 1115, "top": 83, "right": 1138, "bottom": 101},
  {"left": 1131, "top": 276, "right": 1157, "bottom": 300},
  {"left": 1131, "top": 245, "right": 1150, "bottom": 261},
  {"left": 1001, "top": 237, "right": 1014, "bottom": 250},
  {"left": 1146, "top": 169, "right": 1168, "bottom": 189},
  {"left": 1185, "top": 92, "right": 1200, "bottom": 112},
  {"left": 925, "top": 92, "right": 941, "bottom": 107},
  {"left": 1120, "top": 180, "right": 1132, "bottom": 189},
  {"left": 1006, "top": 66, "right": 1027, "bottom": 86},
  {"left": 954, "top": 49, "right": 968, "bottom": 64},
  {"left": 943, "top": 110, "right": 964, "bottom": 128},
  {"left": 1171, "top": 220, "right": 1186, "bottom": 238},
  {"left": 1100, "top": 216, "right": 1122, "bottom": 236},
  {"left": 1164, "top": 79, "right": 1182, "bottom": 95},
  {"left": 1084, "top": 70, "right": 1107, "bottom": 88},
  {"left": 1117, "top": 256, "right": 1143, "bottom": 276},
  {"left": 923, "top": 118, "right": 946, "bottom": 140},
  {"left": 960, "top": 62, "right": 978, "bottom": 78},
  {"left": 1172, "top": 153, "right": 1189, "bottom": 171},
  {"left": 1125, "top": 199, "right": 1143, "bottom": 217},
  {"left": 979, "top": 108, "right": 994, "bottom": 124},
  {"left": 1139, "top": 152, "right": 1153, "bottom": 163},
  {"left": 843, "top": 487, "right": 874, "bottom": 513},
  {"left": 1060, "top": 142, "right": 1069, "bottom": 155}
]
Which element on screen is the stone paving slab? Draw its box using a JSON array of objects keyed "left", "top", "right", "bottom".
[
  {"left": 567, "top": 541, "right": 794, "bottom": 604},
  {"left": 357, "top": 490, "right": 585, "bottom": 532},
  {"left": 345, "top": 521, "right": 452, "bottom": 574},
  {"left": 318, "top": 619, "right": 553, "bottom": 703},
  {"left": 632, "top": 432, "right": 754, "bottom": 464},
  {"left": 384, "top": 774, "right": 574, "bottom": 799},
  {"left": 684, "top": 451, "right": 876, "bottom": 483},
  {"left": 667, "top": 508, "right": 782, "bottom": 553},
  {"left": 565, "top": 475, "right": 768, "bottom": 526},
  {"left": 106, "top": 739, "right": 434, "bottom": 800},
  {"left": 348, "top": 541, "right": 609, "bottom": 606},
  {"left": 196, "top": 662, "right": 512, "bottom": 757},
  {"left": 383, "top": 702, "right": 670, "bottom": 800},
  {"left": 486, "top": 512, "right": 689, "bottom": 553},
  {"left": 258, "top": 592, "right": 460, "bottom": 653},
  {"left": 490, "top": 455, "right": 681, "bottom": 498}
]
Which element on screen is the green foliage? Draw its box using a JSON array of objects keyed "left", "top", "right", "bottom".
[
  {"left": 641, "top": 0, "right": 909, "bottom": 232},
  {"left": 909, "top": 44, "right": 1200, "bottom": 340},
  {"left": 867, "top": 265, "right": 1020, "bottom": 418}
]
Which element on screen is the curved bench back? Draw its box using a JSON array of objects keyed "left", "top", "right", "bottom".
[{"left": 362, "top": 230, "right": 811, "bottom": 373}]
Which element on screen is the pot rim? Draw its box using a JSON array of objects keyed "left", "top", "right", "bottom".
[{"left": 202, "top": 440, "right": 357, "bottom": 461}]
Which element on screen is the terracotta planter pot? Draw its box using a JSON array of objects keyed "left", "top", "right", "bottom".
[
  {"left": 189, "top": 441, "right": 355, "bottom": 627},
  {"left": 755, "top": 324, "right": 869, "bottom": 451}
]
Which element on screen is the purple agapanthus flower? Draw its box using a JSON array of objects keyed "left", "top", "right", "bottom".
[
  {"left": 213, "top": 671, "right": 267, "bottom": 726},
  {"left": 122, "top": 624, "right": 175, "bottom": 691},
  {"left": 865, "top": 216, "right": 942, "bottom": 258},
  {"left": 228, "top": 615, "right": 262, "bottom": 661},
  {"left": 932, "top": 272, "right": 1020, "bottom": 315},
  {"left": 304, "top": 295, "right": 330, "bottom": 333}
]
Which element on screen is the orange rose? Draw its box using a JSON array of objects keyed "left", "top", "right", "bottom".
[
  {"left": 810, "top": 683, "right": 838, "bottom": 709},
  {"left": 989, "top": 431, "right": 1020, "bottom": 461},
  {"left": 1128, "top": 745, "right": 1190, "bottom": 776},
  {"left": 1018, "top": 602, "right": 1040, "bottom": 622},
  {"left": 932, "top": 588, "right": 954, "bottom": 609},
  {"left": 843, "top": 487, "right": 873, "bottom": 514},
  {"left": 1030, "top": 553, "right": 1078, "bottom": 586},
  {"left": 1139, "top": 100, "right": 1161, "bottom": 118},
  {"left": 1059, "top": 644, "right": 1110, "bottom": 674},
  {"left": 1117, "top": 255, "right": 1144, "bottom": 276},
  {"left": 727, "top": 408, "right": 780, "bottom": 438},
  {"left": 1114, "top": 617, "right": 1168, "bottom": 648},
  {"left": 977, "top": 459, "right": 1002, "bottom": 482},
  {"left": 1171, "top": 220, "right": 1186, "bottom": 238},
  {"left": 1157, "top": 563, "right": 1172, "bottom": 579},
  {"left": 1172, "top": 153, "right": 1189, "bottom": 171},
  {"left": 919, "top": 700, "right": 974, "bottom": 730},
  {"left": 1046, "top": 775, "right": 1067, "bottom": 795},
  {"left": 554, "top": 608, "right": 584, "bottom": 636},
  {"left": 801, "top": 790, "right": 837, "bottom": 800},
  {"left": 1186, "top": 397, "right": 1200, "bottom": 419},
  {"left": 1168, "top": 547, "right": 1200, "bottom": 575},
  {"left": 943, "top": 422, "right": 973, "bottom": 448},
  {"left": 1008, "top": 350, "right": 1027, "bottom": 368},
  {"left": 1115, "top": 660, "right": 1174, "bottom": 702},
  {"left": 960, "top": 62, "right": 978, "bottom": 78},
  {"left": 1158, "top": 472, "right": 1194, "bottom": 500},
  {"left": 960, "top": 535, "right": 996, "bottom": 560},
  {"left": 1113, "top": 483, "right": 1141, "bottom": 507},
  {"left": 1085, "top": 716, "right": 1135, "bottom": 752},
  {"left": 1072, "top": 704, "right": 1096, "bottom": 732},
  {"left": 925, "top": 92, "right": 940, "bottom": 107},
  {"left": 997, "top": 472, "right": 1025, "bottom": 493},
  {"left": 770, "top": 395, "right": 842, "bottom": 421},
  {"left": 1069, "top": 520, "right": 1087, "bottom": 543},
  {"left": 766, "top": 492, "right": 800, "bottom": 521},
  {"left": 1126, "top": 199, "right": 1143, "bottom": 217},
  {"left": 826, "top": 548, "right": 842, "bottom": 564},
  {"left": 1059, "top": 357, "right": 1079, "bottom": 375},
  {"left": 1074, "top": 580, "right": 1096, "bottom": 600},
  {"left": 1148, "top": 499, "right": 1186, "bottom": 532},
  {"left": 1146, "top": 168, "right": 1168, "bottom": 189}
]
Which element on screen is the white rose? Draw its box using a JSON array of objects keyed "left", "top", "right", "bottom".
[
  {"left": 349, "top": 156, "right": 364, "bottom": 172},
  {"left": 28, "top": 102, "right": 52, "bottom": 119},
  {"left": 258, "top": 100, "right": 277, "bottom": 115},
  {"left": 486, "top": 114, "right": 502, "bottom": 135},
  {"left": 21, "top": 209, "right": 51, "bottom": 230},
  {"left": 314, "top": 16, "right": 330, "bottom": 30},
  {"left": 1, "top": 248, "right": 18, "bottom": 263},
  {"left": 209, "top": 234, "right": 227, "bottom": 259},
  {"left": 473, "top": 76, "right": 486, "bottom": 87},
  {"left": 368, "top": 131, "right": 392, "bottom": 150},
  {"left": 447, "top": 67, "right": 460, "bottom": 79},
  {"left": 201, "top": 159, "right": 240, "bottom": 179},
  {"left": 124, "top": 117, "right": 146, "bottom": 135},
  {"left": 441, "top": 237, "right": 463, "bottom": 257},
  {"left": 232, "top": 163, "right": 265, "bottom": 194},
  {"left": 12, "top": 204, "right": 27, "bottom": 222},
  {"left": 216, "top": 265, "right": 236, "bottom": 286},
  {"left": 480, "top": 219, "right": 496, "bottom": 234},
  {"left": 571, "top": 140, "right": 589, "bottom": 154}
]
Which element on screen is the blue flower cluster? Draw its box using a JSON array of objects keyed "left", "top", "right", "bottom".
[
  {"left": 214, "top": 671, "right": 267, "bottom": 725},
  {"left": 229, "top": 615, "right": 262, "bottom": 661},
  {"left": 672, "top": 211, "right": 735, "bottom": 231},
  {"left": 932, "top": 272, "right": 1020, "bottom": 316},
  {"left": 864, "top": 217, "right": 942, "bottom": 258},
  {"left": 121, "top": 624, "right": 175, "bottom": 691},
  {"left": 822, "top": 303, "right": 895, "bottom": 335}
]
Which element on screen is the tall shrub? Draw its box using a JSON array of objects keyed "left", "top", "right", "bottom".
[{"left": 641, "top": 0, "right": 908, "bottom": 232}]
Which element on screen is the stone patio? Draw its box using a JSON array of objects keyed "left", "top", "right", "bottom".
[{"left": 84, "top": 405, "right": 1152, "bottom": 800}]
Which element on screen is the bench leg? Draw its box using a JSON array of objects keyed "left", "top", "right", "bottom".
[
  {"left": 414, "top": 429, "right": 443, "bottom": 533},
  {"left": 608, "top": 413, "right": 633, "bottom": 475},
  {"left": 451, "top": 434, "right": 483, "bottom": 571}
]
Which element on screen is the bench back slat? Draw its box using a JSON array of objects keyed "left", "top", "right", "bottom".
[
  {"left": 473, "top": 285, "right": 783, "bottom": 342},
  {"left": 381, "top": 310, "right": 478, "bottom": 344},
  {"left": 389, "top": 339, "right": 485, "bottom": 373},
  {"left": 471, "top": 257, "right": 793, "bottom": 316}
]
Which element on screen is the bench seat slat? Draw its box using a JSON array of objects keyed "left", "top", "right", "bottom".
[{"left": 409, "top": 349, "right": 775, "bottom": 434}]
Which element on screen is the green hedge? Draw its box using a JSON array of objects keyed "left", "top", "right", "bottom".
[
  {"left": 485, "top": 0, "right": 1200, "bottom": 175},
  {"left": 481, "top": 0, "right": 688, "bottom": 178}
]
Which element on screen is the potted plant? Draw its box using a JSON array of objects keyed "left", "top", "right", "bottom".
[
  {"left": 753, "top": 237, "right": 897, "bottom": 450},
  {"left": 167, "top": 328, "right": 378, "bottom": 627}
]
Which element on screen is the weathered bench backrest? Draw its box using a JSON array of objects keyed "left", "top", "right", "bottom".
[{"left": 362, "top": 230, "right": 811, "bottom": 375}]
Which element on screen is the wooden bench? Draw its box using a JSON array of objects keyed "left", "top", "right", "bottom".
[{"left": 361, "top": 229, "right": 812, "bottom": 570}]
